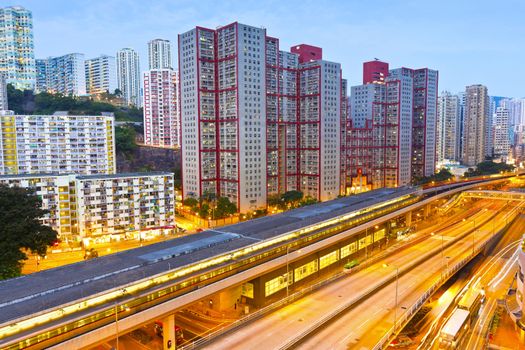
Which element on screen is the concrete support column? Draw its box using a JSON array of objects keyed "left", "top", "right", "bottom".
[
  {"left": 405, "top": 211, "right": 412, "bottom": 227},
  {"left": 163, "top": 314, "right": 175, "bottom": 350},
  {"left": 424, "top": 204, "right": 431, "bottom": 218}
]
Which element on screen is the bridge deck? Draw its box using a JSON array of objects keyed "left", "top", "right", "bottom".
[{"left": 0, "top": 186, "right": 411, "bottom": 325}]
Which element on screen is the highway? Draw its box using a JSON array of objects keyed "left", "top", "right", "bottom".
[
  {"left": 420, "top": 217, "right": 525, "bottom": 349},
  {"left": 284, "top": 203, "right": 519, "bottom": 350},
  {"left": 201, "top": 200, "right": 513, "bottom": 350}
]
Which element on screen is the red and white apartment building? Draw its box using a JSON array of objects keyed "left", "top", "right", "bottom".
[
  {"left": 179, "top": 22, "right": 343, "bottom": 212},
  {"left": 143, "top": 69, "right": 180, "bottom": 148},
  {"left": 143, "top": 39, "right": 181, "bottom": 148},
  {"left": 346, "top": 61, "right": 438, "bottom": 191}
]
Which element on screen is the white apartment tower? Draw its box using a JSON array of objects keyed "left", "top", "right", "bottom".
[
  {"left": 0, "top": 6, "right": 35, "bottom": 90},
  {"left": 35, "top": 53, "right": 86, "bottom": 96},
  {"left": 0, "top": 114, "right": 115, "bottom": 175},
  {"left": 116, "top": 48, "right": 141, "bottom": 106},
  {"left": 148, "top": 39, "right": 172, "bottom": 70},
  {"left": 493, "top": 107, "right": 510, "bottom": 162},
  {"left": 462, "top": 84, "right": 490, "bottom": 166},
  {"left": 143, "top": 69, "right": 179, "bottom": 148},
  {"left": 436, "top": 92, "right": 461, "bottom": 162},
  {"left": 85, "top": 55, "right": 117, "bottom": 95}
]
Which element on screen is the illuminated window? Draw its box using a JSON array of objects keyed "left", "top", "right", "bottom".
[
  {"left": 374, "top": 229, "right": 386, "bottom": 241},
  {"left": 265, "top": 272, "right": 292, "bottom": 297},
  {"left": 358, "top": 234, "right": 373, "bottom": 250},
  {"left": 340, "top": 241, "right": 357, "bottom": 258},
  {"left": 320, "top": 250, "right": 339, "bottom": 269},
  {"left": 295, "top": 260, "right": 318, "bottom": 282}
]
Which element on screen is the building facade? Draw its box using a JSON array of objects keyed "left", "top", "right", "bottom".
[
  {"left": 0, "top": 6, "right": 35, "bottom": 90},
  {"left": 265, "top": 40, "right": 342, "bottom": 202},
  {"left": 462, "top": 84, "right": 490, "bottom": 166},
  {"left": 179, "top": 23, "right": 344, "bottom": 212},
  {"left": 148, "top": 39, "right": 172, "bottom": 70},
  {"left": 436, "top": 92, "right": 461, "bottom": 162},
  {"left": 85, "top": 55, "right": 117, "bottom": 95},
  {"left": 143, "top": 69, "right": 179, "bottom": 148},
  {"left": 493, "top": 107, "right": 510, "bottom": 162},
  {"left": 0, "top": 172, "right": 175, "bottom": 239},
  {"left": 116, "top": 48, "right": 141, "bottom": 106},
  {"left": 411, "top": 68, "right": 438, "bottom": 178},
  {"left": 0, "top": 73, "right": 7, "bottom": 111},
  {"left": 347, "top": 63, "right": 414, "bottom": 190},
  {"left": 35, "top": 53, "right": 86, "bottom": 95},
  {"left": 0, "top": 114, "right": 115, "bottom": 175}
]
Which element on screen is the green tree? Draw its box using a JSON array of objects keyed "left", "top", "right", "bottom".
[
  {"left": 0, "top": 185, "right": 58, "bottom": 279},
  {"left": 115, "top": 125, "right": 137, "bottom": 154},
  {"left": 7, "top": 85, "right": 144, "bottom": 122},
  {"left": 464, "top": 161, "right": 514, "bottom": 177},
  {"left": 281, "top": 190, "right": 304, "bottom": 208},
  {"left": 413, "top": 168, "right": 454, "bottom": 185},
  {"left": 214, "top": 197, "right": 237, "bottom": 219},
  {"left": 183, "top": 197, "right": 199, "bottom": 209}
]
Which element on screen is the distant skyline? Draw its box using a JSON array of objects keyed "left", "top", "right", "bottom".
[{"left": 7, "top": 0, "right": 525, "bottom": 97}]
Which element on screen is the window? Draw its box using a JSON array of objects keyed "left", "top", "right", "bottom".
[
  {"left": 295, "top": 260, "right": 318, "bottom": 282},
  {"left": 340, "top": 241, "right": 357, "bottom": 258},
  {"left": 320, "top": 250, "right": 339, "bottom": 269},
  {"left": 265, "top": 272, "right": 293, "bottom": 297}
]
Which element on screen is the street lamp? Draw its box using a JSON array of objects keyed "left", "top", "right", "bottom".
[{"left": 383, "top": 263, "right": 399, "bottom": 331}]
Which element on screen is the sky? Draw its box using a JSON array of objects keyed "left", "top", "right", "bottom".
[{"left": 8, "top": 0, "right": 525, "bottom": 97}]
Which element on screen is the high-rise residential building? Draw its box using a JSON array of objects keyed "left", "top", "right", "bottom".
[
  {"left": 148, "top": 39, "right": 172, "bottom": 70},
  {"left": 462, "top": 84, "right": 490, "bottom": 166},
  {"left": 0, "top": 114, "right": 115, "bottom": 175},
  {"left": 501, "top": 98, "right": 525, "bottom": 128},
  {"left": 409, "top": 68, "right": 438, "bottom": 178},
  {"left": 35, "top": 53, "right": 86, "bottom": 96},
  {"left": 85, "top": 55, "right": 117, "bottom": 95},
  {"left": 436, "top": 92, "right": 461, "bottom": 162},
  {"left": 493, "top": 107, "right": 510, "bottom": 162},
  {"left": 116, "top": 48, "right": 141, "bottom": 106},
  {"left": 35, "top": 59, "right": 47, "bottom": 92},
  {"left": 0, "top": 6, "right": 35, "bottom": 90},
  {"left": 265, "top": 41, "right": 342, "bottom": 202},
  {"left": 0, "top": 172, "right": 175, "bottom": 239},
  {"left": 179, "top": 23, "right": 344, "bottom": 212},
  {"left": 142, "top": 69, "right": 179, "bottom": 148},
  {"left": 0, "top": 73, "right": 7, "bottom": 111},
  {"left": 347, "top": 62, "right": 438, "bottom": 189},
  {"left": 375, "top": 68, "right": 414, "bottom": 187}
]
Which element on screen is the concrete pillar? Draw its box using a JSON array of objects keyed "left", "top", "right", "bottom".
[
  {"left": 163, "top": 314, "right": 175, "bottom": 350},
  {"left": 424, "top": 204, "right": 431, "bottom": 218},
  {"left": 405, "top": 211, "right": 412, "bottom": 227}
]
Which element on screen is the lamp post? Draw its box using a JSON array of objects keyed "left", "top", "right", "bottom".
[{"left": 383, "top": 263, "right": 399, "bottom": 331}]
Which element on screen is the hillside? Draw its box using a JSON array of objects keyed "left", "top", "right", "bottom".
[{"left": 6, "top": 85, "right": 142, "bottom": 122}]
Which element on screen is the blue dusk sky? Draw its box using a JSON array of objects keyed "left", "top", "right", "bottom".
[{"left": 9, "top": 0, "right": 525, "bottom": 97}]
